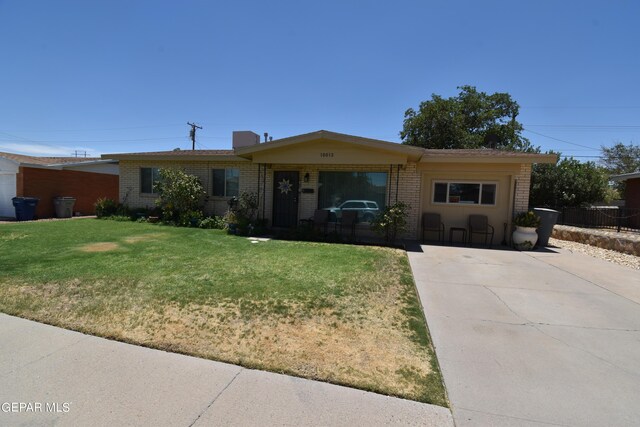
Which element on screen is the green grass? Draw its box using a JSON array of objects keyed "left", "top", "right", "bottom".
[{"left": 0, "top": 219, "right": 447, "bottom": 406}]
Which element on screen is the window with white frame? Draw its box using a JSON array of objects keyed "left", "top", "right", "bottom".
[
  {"left": 212, "top": 168, "right": 239, "bottom": 197},
  {"left": 432, "top": 181, "right": 497, "bottom": 205},
  {"left": 140, "top": 168, "right": 160, "bottom": 194}
]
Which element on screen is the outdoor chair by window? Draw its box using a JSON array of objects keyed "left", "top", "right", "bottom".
[
  {"left": 339, "top": 210, "right": 358, "bottom": 240},
  {"left": 312, "top": 209, "right": 331, "bottom": 236},
  {"left": 468, "top": 214, "right": 494, "bottom": 247},
  {"left": 422, "top": 213, "right": 445, "bottom": 244}
]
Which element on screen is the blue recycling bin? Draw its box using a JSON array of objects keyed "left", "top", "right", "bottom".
[{"left": 12, "top": 197, "right": 39, "bottom": 221}]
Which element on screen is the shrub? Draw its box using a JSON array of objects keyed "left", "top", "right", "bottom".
[
  {"left": 154, "top": 168, "right": 205, "bottom": 223},
  {"left": 177, "top": 210, "right": 204, "bottom": 227},
  {"left": 370, "top": 202, "right": 409, "bottom": 244},
  {"left": 225, "top": 192, "right": 260, "bottom": 235},
  {"left": 513, "top": 211, "right": 541, "bottom": 228},
  {"left": 199, "top": 216, "right": 226, "bottom": 229},
  {"left": 95, "top": 198, "right": 118, "bottom": 218}
]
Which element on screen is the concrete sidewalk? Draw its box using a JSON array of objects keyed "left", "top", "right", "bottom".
[
  {"left": 408, "top": 245, "right": 640, "bottom": 426},
  {"left": 0, "top": 313, "right": 452, "bottom": 426}
]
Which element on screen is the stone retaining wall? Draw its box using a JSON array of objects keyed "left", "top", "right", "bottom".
[{"left": 552, "top": 225, "right": 640, "bottom": 256}]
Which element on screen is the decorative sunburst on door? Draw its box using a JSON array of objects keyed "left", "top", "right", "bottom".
[{"left": 277, "top": 178, "right": 293, "bottom": 194}]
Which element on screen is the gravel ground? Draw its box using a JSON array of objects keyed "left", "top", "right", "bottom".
[{"left": 549, "top": 237, "right": 640, "bottom": 270}]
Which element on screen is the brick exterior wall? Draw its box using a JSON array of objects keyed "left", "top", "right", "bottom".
[
  {"left": 119, "top": 159, "right": 536, "bottom": 241},
  {"left": 17, "top": 166, "right": 119, "bottom": 218},
  {"left": 515, "top": 163, "right": 532, "bottom": 214},
  {"left": 119, "top": 160, "right": 259, "bottom": 217}
]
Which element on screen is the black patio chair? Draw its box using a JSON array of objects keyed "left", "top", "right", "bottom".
[
  {"left": 339, "top": 210, "right": 358, "bottom": 240},
  {"left": 422, "top": 212, "right": 445, "bottom": 244},
  {"left": 312, "top": 209, "right": 330, "bottom": 236},
  {"left": 468, "top": 214, "right": 494, "bottom": 247}
]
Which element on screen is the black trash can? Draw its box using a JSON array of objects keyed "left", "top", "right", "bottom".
[
  {"left": 12, "top": 197, "right": 39, "bottom": 221},
  {"left": 54, "top": 196, "right": 76, "bottom": 218},
  {"left": 534, "top": 208, "right": 560, "bottom": 247}
]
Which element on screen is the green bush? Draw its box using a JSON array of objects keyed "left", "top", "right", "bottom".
[
  {"left": 199, "top": 216, "right": 226, "bottom": 229},
  {"left": 370, "top": 202, "right": 409, "bottom": 244},
  {"left": 154, "top": 168, "right": 205, "bottom": 223},
  {"left": 513, "top": 211, "right": 541, "bottom": 228},
  {"left": 94, "top": 198, "right": 118, "bottom": 218}
]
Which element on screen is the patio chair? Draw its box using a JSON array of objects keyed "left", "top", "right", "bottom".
[
  {"left": 339, "top": 210, "right": 358, "bottom": 240},
  {"left": 312, "top": 209, "right": 330, "bottom": 236},
  {"left": 422, "top": 212, "right": 445, "bottom": 244},
  {"left": 468, "top": 214, "right": 494, "bottom": 247}
]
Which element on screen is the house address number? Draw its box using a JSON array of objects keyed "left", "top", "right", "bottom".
[{"left": 320, "top": 152, "right": 334, "bottom": 158}]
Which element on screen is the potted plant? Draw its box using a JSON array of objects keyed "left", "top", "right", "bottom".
[{"left": 512, "top": 211, "right": 541, "bottom": 250}]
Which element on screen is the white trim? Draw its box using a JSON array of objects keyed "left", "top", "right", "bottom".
[{"left": 431, "top": 180, "right": 498, "bottom": 206}]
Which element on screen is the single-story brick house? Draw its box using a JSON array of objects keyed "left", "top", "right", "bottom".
[
  {"left": 0, "top": 152, "right": 119, "bottom": 219},
  {"left": 104, "top": 130, "right": 555, "bottom": 243}
]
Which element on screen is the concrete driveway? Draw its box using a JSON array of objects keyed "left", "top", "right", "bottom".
[{"left": 408, "top": 245, "right": 640, "bottom": 427}]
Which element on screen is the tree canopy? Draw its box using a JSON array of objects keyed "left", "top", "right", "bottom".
[
  {"left": 400, "top": 85, "right": 536, "bottom": 152},
  {"left": 600, "top": 142, "right": 640, "bottom": 175},
  {"left": 529, "top": 154, "right": 611, "bottom": 208}
]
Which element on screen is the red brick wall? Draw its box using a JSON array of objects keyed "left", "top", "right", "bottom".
[
  {"left": 16, "top": 167, "right": 119, "bottom": 218},
  {"left": 625, "top": 178, "right": 640, "bottom": 210},
  {"left": 626, "top": 178, "right": 640, "bottom": 228}
]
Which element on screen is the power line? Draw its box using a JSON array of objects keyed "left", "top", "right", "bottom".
[
  {"left": 0, "top": 135, "right": 189, "bottom": 144},
  {"left": 524, "top": 124, "right": 640, "bottom": 129},
  {"left": 523, "top": 129, "right": 600, "bottom": 151},
  {"left": 0, "top": 123, "right": 185, "bottom": 132}
]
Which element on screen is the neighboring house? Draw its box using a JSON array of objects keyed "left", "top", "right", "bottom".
[
  {"left": 610, "top": 171, "right": 640, "bottom": 228},
  {"left": 0, "top": 152, "right": 119, "bottom": 219},
  {"left": 104, "top": 130, "right": 555, "bottom": 242}
]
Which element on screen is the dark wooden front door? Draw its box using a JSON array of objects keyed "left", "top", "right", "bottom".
[{"left": 272, "top": 171, "right": 299, "bottom": 228}]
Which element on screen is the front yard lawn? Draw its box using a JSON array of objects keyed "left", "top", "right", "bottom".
[{"left": 0, "top": 219, "right": 446, "bottom": 406}]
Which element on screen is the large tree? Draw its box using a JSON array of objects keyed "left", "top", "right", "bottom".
[
  {"left": 600, "top": 142, "right": 640, "bottom": 195},
  {"left": 400, "top": 85, "right": 536, "bottom": 152},
  {"left": 529, "top": 154, "right": 610, "bottom": 208},
  {"left": 600, "top": 142, "right": 640, "bottom": 175}
]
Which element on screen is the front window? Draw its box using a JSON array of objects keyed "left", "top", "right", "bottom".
[
  {"left": 140, "top": 168, "right": 160, "bottom": 194},
  {"left": 433, "top": 181, "right": 496, "bottom": 205},
  {"left": 212, "top": 168, "right": 240, "bottom": 197},
  {"left": 318, "top": 171, "right": 387, "bottom": 222}
]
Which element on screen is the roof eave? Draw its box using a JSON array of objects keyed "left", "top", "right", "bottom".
[
  {"left": 103, "top": 153, "right": 248, "bottom": 162},
  {"left": 420, "top": 154, "right": 557, "bottom": 164}
]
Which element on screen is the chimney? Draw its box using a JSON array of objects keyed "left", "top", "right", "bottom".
[{"left": 232, "top": 131, "right": 260, "bottom": 149}]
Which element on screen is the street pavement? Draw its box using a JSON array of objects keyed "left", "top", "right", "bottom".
[{"left": 0, "top": 313, "right": 453, "bottom": 426}]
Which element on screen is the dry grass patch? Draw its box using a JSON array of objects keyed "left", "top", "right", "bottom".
[
  {"left": 123, "top": 233, "right": 169, "bottom": 244},
  {"left": 78, "top": 242, "right": 120, "bottom": 252}
]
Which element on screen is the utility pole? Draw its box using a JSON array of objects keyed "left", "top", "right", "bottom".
[{"left": 187, "top": 122, "right": 202, "bottom": 150}]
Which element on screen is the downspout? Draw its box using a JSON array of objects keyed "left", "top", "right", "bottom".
[
  {"left": 395, "top": 164, "right": 400, "bottom": 203},
  {"left": 257, "top": 163, "right": 261, "bottom": 219},
  {"left": 262, "top": 164, "right": 267, "bottom": 220},
  {"left": 388, "top": 165, "right": 393, "bottom": 206}
]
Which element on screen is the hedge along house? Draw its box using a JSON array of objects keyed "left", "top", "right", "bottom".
[{"left": 105, "top": 130, "right": 555, "bottom": 243}]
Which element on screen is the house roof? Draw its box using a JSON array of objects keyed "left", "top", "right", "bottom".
[
  {"left": 103, "top": 149, "right": 244, "bottom": 161},
  {"left": 101, "top": 130, "right": 557, "bottom": 165},
  {"left": 610, "top": 171, "right": 640, "bottom": 181},
  {"left": 0, "top": 151, "right": 101, "bottom": 166},
  {"left": 234, "top": 130, "right": 425, "bottom": 161},
  {"left": 421, "top": 148, "right": 557, "bottom": 164}
]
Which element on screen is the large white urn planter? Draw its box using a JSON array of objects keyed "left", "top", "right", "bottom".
[{"left": 512, "top": 226, "right": 538, "bottom": 251}]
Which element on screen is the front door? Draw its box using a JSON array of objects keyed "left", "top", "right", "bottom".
[{"left": 272, "top": 171, "right": 299, "bottom": 228}]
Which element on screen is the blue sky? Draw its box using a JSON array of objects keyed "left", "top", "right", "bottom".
[{"left": 1, "top": 0, "right": 638, "bottom": 160}]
